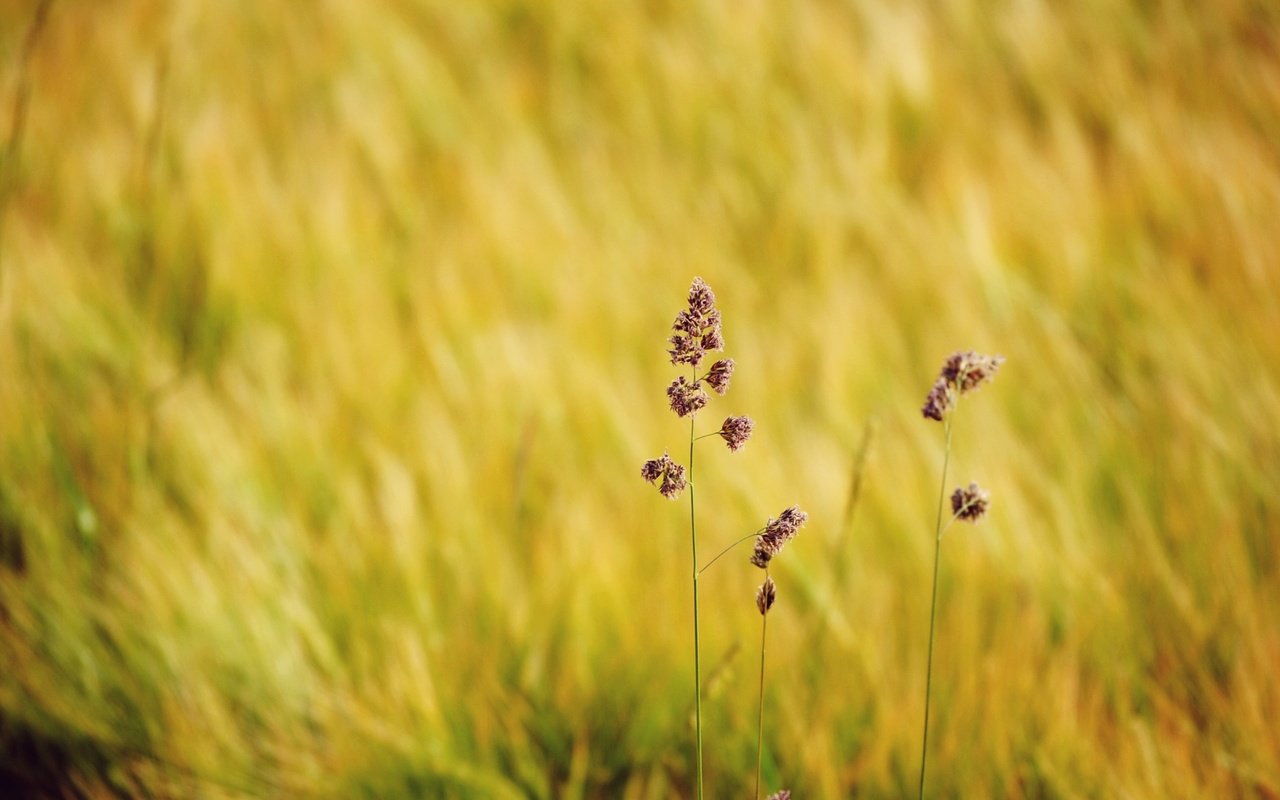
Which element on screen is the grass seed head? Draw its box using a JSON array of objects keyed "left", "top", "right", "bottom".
[
  {"left": 641, "top": 452, "right": 687, "bottom": 500},
  {"left": 951, "top": 482, "right": 991, "bottom": 522},
  {"left": 667, "top": 277, "right": 724, "bottom": 367},
  {"left": 667, "top": 376, "right": 709, "bottom": 417},
  {"left": 756, "top": 575, "right": 777, "bottom": 615},
  {"left": 640, "top": 456, "right": 664, "bottom": 484},
  {"left": 706, "top": 358, "right": 735, "bottom": 395},
  {"left": 923, "top": 351, "right": 1003, "bottom": 420},
  {"left": 941, "top": 350, "right": 1005, "bottom": 395},
  {"left": 921, "top": 377, "right": 955, "bottom": 422},
  {"left": 751, "top": 506, "right": 808, "bottom": 568},
  {"left": 659, "top": 461, "right": 687, "bottom": 500},
  {"left": 687, "top": 276, "right": 716, "bottom": 315},
  {"left": 718, "top": 415, "right": 754, "bottom": 451}
]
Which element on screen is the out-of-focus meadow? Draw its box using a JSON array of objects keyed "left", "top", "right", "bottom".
[{"left": 2, "top": 1, "right": 1279, "bottom": 797}]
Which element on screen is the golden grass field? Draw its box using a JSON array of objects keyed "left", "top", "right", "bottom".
[{"left": 2, "top": 0, "right": 1279, "bottom": 797}]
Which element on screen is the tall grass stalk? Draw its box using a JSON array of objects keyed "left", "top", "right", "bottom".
[
  {"left": 688, "top": 406, "right": 704, "bottom": 800},
  {"left": 748, "top": 512, "right": 801, "bottom": 799},
  {"left": 754, "top": 572, "right": 769, "bottom": 800},
  {"left": 918, "top": 415, "right": 952, "bottom": 800},
  {"left": 640, "top": 279, "right": 801, "bottom": 796},
  {"left": 917, "top": 350, "right": 1003, "bottom": 799},
  {"left": 641, "top": 277, "right": 750, "bottom": 797}
]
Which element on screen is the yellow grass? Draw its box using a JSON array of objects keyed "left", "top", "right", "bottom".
[{"left": 2, "top": 0, "right": 1278, "bottom": 796}]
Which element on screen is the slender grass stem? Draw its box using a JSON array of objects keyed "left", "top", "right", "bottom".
[
  {"left": 689, "top": 407, "right": 704, "bottom": 800},
  {"left": 755, "top": 582, "right": 769, "bottom": 800},
  {"left": 918, "top": 415, "right": 952, "bottom": 800},
  {"left": 698, "top": 531, "right": 760, "bottom": 575}
]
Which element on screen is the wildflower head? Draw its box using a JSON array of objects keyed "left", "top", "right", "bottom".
[
  {"left": 718, "top": 415, "right": 754, "bottom": 452},
  {"left": 750, "top": 506, "right": 808, "bottom": 568},
  {"left": 667, "top": 277, "right": 724, "bottom": 368},
  {"left": 706, "top": 358, "right": 735, "bottom": 395},
  {"left": 951, "top": 482, "right": 990, "bottom": 522},
  {"left": 766, "top": 792, "right": 791, "bottom": 800},
  {"left": 640, "top": 452, "right": 688, "bottom": 500},
  {"left": 667, "top": 376, "right": 709, "bottom": 418},
  {"left": 756, "top": 575, "right": 777, "bottom": 615}
]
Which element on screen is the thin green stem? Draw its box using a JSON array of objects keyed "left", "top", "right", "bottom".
[
  {"left": 689, "top": 407, "right": 704, "bottom": 800},
  {"left": 755, "top": 582, "right": 769, "bottom": 800},
  {"left": 918, "top": 416, "right": 952, "bottom": 800},
  {"left": 697, "top": 531, "right": 761, "bottom": 575}
]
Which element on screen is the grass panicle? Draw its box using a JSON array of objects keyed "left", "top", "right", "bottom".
[
  {"left": 642, "top": 278, "right": 810, "bottom": 798},
  {"left": 641, "top": 277, "right": 749, "bottom": 799}
]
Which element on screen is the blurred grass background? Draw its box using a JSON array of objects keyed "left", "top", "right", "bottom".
[{"left": 2, "top": 0, "right": 1279, "bottom": 797}]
